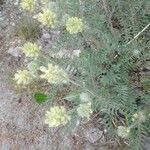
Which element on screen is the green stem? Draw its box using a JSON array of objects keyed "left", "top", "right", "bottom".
[{"left": 69, "top": 80, "right": 96, "bottom": 97}]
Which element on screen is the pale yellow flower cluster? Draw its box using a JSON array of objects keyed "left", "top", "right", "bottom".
[
  {"left": 41, "top": 0, "right": 48, "bottom": 5},
  {"left": 22, "top": 42, "right": 41, "bottom": 58},
  {"left": 20, "top": 0, "right": 36, "bottom": 12},
  {"left": 80, "top": 92, "right": 91, "bottom": 102},
  {"left": 14, "top": 70, "right": 33, "bottom": 85},
  {"left": 40, "top": 63, "right": 69, "bottom": 84},
  {"left": 20, "top": 1, "right": 85, "bottom": 33},
  {"left": 38, "top": 9, "right": 56, "bottom": 28},
  {"left": 45, "top": 106, "right": 70, "bottom": 127},
  {"left": 132, "top": 111, "right": 146, "bottom": 122},
  {"left": 77, "top": 102, "right": 92, "bottom": 118},
  {"left": 117, "top": 126, "right": 130, "bottom": 138},
  {"left": 66, "top": 17, "right": 83, "bottom": 34}
]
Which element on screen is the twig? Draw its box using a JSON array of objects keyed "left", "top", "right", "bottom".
[{"left": 127, "top": 23, "right": 150, "bottom": 44}]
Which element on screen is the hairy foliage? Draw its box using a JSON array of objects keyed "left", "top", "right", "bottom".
[
  {"left": 15, "top": 0, "right": 150, "bottom": 149},
  {"left": 53, "top": 0, "right": 150, "bottom": 149}
]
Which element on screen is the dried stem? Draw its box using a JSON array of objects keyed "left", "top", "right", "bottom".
[
  {"left": 127, "top": 23, "right": 150, "bottom": 44},
  {"left": 102, "top": 0, "right": 116, "bottom": 35}
]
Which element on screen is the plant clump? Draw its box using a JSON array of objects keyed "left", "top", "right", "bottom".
[
  {"left": 77, "top": 102, "right": 92, "bottom": 118},
  {"left": 15, "top": 16, "right": 40, "bottom": 40},
  {"left": 12, "top": 0, "right": 150, "bottom": 149},
  {"left": 20, "top": 0, "right": 36, "bottom": 12},
  {"left": 22, "top": 42, "right": 41, "bottom": 58},
  {"left": 40, "top": 64, "right": 69, "bottom": 84},
  {"left": 117, "top": 126, "right": 130, "bottom": 138},
  {"left": 14, "top": 70, "right": 33, "bottom": 85},
  {"left": 66, "top": 17, "right": 83, "bottom": 34},
  {"left": 45, "top": 106, "right": 71, "bottom": 127},
  {"left": 38, "top": 9, "right": 56, "bottom": 28}
]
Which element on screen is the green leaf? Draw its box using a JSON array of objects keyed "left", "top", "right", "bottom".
[
  {"left": 64, "top": 91, "right": 81, "bottom": 106},
  {"left": 65, "top": 92, "right": 79, "bottom": 101},
  {"left": 34, "top": 92, "right": 48, "bottom": 104}
]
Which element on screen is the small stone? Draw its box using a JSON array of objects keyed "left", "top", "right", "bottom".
[
  {"left": 42, "top": 32, "right": 51, "bottom": 40},
  {"left": 83, "top": 142, "right": 95, "bottom": 150},
  {"left": 1, "top": 142, "right": 10, "bottom": 150},
  {"left": 0, "top": 12, "right": 4, "bottom": 21},
  {"left": 84, "top": 128, "right": 103, "bottom": 144},
  {"left": 142, "top": 136, "right": 150, "bottom": 150},
  {"left": 51, "top": 30, "right": 60, "bottom": 40},
  {"left": 41, "top": 29, "right": 51, "bottom": 41},
  {"left": 8, "top": 46, "right": 22, "bottom": 58},
  {"left": 58, "top": 136, "right": 73, "bottom": 150},
  {"left": 0, "top": 19, "right": 8, "bottom": 29},
  {"left": 11, "top": 22, "right": 15, "bottom": 26},
  {"left": 14, "top": 0, "right": 19, "bottom": 6}
]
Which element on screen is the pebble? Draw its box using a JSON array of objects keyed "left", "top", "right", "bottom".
[
  {"left": 84, "top": 128, "right": 103, "bottom": 144},
  {"left": 8, "top": 46, "right": 22, "bottom": 58}
]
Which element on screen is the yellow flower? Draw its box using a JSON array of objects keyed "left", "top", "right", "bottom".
[
  {"left": 38, "top": 9, "right": 56, "bottom": 27},
  {"left": 132, "top": 111, "right": 146, "bottom": 122},
  {"left": 80, "top": 92, "right": 91, "bottom": 102},
  {"left": 45, "top": 106, "right": 71, "bottom": 127},
  {"left": 22, "top": 42, "right": 41, "bottom": 58},
  {"left": 20, "top": 0, "right": 36, "bottom": 12},
  {"left": 77, "top": 102, "right": 92, "bottom": 118},
  {"left": 14, "top": 70, "right": 33, "bottom": 85},
  {"left": 66, "top": 17, "right": 83, "bottom": 34},
  {"left": 117, "top": 126, "right": 130, "bottom": 138},
  {"left": 40, "top": 63, "right": 69, "bottom": 84},
  {"left": 41, "top": 0, "right": 48, "bottom": 5}
]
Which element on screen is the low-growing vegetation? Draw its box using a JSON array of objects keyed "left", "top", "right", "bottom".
[
  {"left": 12, "top": 0, "right": 150, "bottom": 149},
  {"left": 15, "top": 15, "right": 40, "bottom": 41}
]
